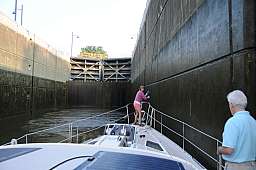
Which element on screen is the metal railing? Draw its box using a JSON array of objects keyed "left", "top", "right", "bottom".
[
  {"left": 141, "top": 102, "right": 224, "bottom": 170},
  {"left": 3, "top": 104, "right": 130, "bottom": 145},
  {"left": 2, "top": 102, "right": 224, "bottom": 169}
]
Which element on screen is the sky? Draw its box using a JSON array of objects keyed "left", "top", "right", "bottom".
[{"left": 0, "top": 0, "right": 147, "bottom": 58}]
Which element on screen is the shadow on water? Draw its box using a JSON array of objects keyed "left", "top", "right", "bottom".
[{"left": 0, "top": 108, "right": 126, "bottom": 145}]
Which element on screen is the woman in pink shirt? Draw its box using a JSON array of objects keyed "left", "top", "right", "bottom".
[{"left": 133, "top": 85, "right": 149, "bottom": 125}]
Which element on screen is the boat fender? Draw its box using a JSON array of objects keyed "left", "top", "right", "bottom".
[{"left": 11, "top": 139, "right": 17, "bottom": 145}]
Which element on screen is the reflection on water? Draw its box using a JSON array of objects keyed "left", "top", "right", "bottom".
[{"left": 0, "top": 108, "right": 126, "bottom": 145}]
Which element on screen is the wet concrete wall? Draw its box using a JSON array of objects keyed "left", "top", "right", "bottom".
[
  {"left": 131, "top": 0, "right": 255, "bottom": 169},
  {"left": 68, "top": 81, "right": 130, "bottom": 108},
  {"left": 0, "top": 12, "right": 69, "bottom": 119}
]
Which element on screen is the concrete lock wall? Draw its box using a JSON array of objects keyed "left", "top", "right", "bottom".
[
  {"left": 0, "top": 11, "right": 70, "bottom": 119},
  {"left": 131, "top": 0, "right": 255, "bottom": 169},
  {"left": 68, "top": 81, "right": 131, "bottom": 108}
]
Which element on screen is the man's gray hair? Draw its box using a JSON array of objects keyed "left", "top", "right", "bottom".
[{"left": 227, "top": 90, "right": 247, "bottom": 110}]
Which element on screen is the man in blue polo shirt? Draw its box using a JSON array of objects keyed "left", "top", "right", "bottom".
[{"left": 217, "top": 90, "right": 256, "bottom": 170}]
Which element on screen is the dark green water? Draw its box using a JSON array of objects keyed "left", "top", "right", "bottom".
[{"left": 0, "top": 108, "right": 126, "bottom": 145}]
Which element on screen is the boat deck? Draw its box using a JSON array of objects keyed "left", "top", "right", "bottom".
[
  {"left": 85, "top": 124, "right": 205, "bottom": 169},
  {"left": 0, "top": 143, "right": 194, "bottom": 170},
  {"left": 0, "top": 103, "right": 217, "bottom": 169}
]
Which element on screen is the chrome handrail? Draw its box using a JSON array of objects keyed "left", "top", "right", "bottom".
[
  {"left": 72, "top": 105, "right": 129, "bottom": 124},
  {"left": 2, "top": 104, "right": 131, "bottom": 145},
  {"left": 141, "top": 102, "right": 224, "bottom": 169},
  {"left": 2, "top": 102, "right": 224, "bottom": 169},
  {"left": 60, "top": 114, "right": 130, "bottom": 144}
]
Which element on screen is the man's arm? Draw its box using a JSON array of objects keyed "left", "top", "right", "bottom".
[
  {"left": 219, "top": 119, "right": 238, "bottom": 156},
  {"left": 217, "top": 146, "right": 234, "bottom": 155}
]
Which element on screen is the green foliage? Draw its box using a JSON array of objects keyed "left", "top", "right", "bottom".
[{"left": 81, "top": 46, "right": 107, "bottom": 55}]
